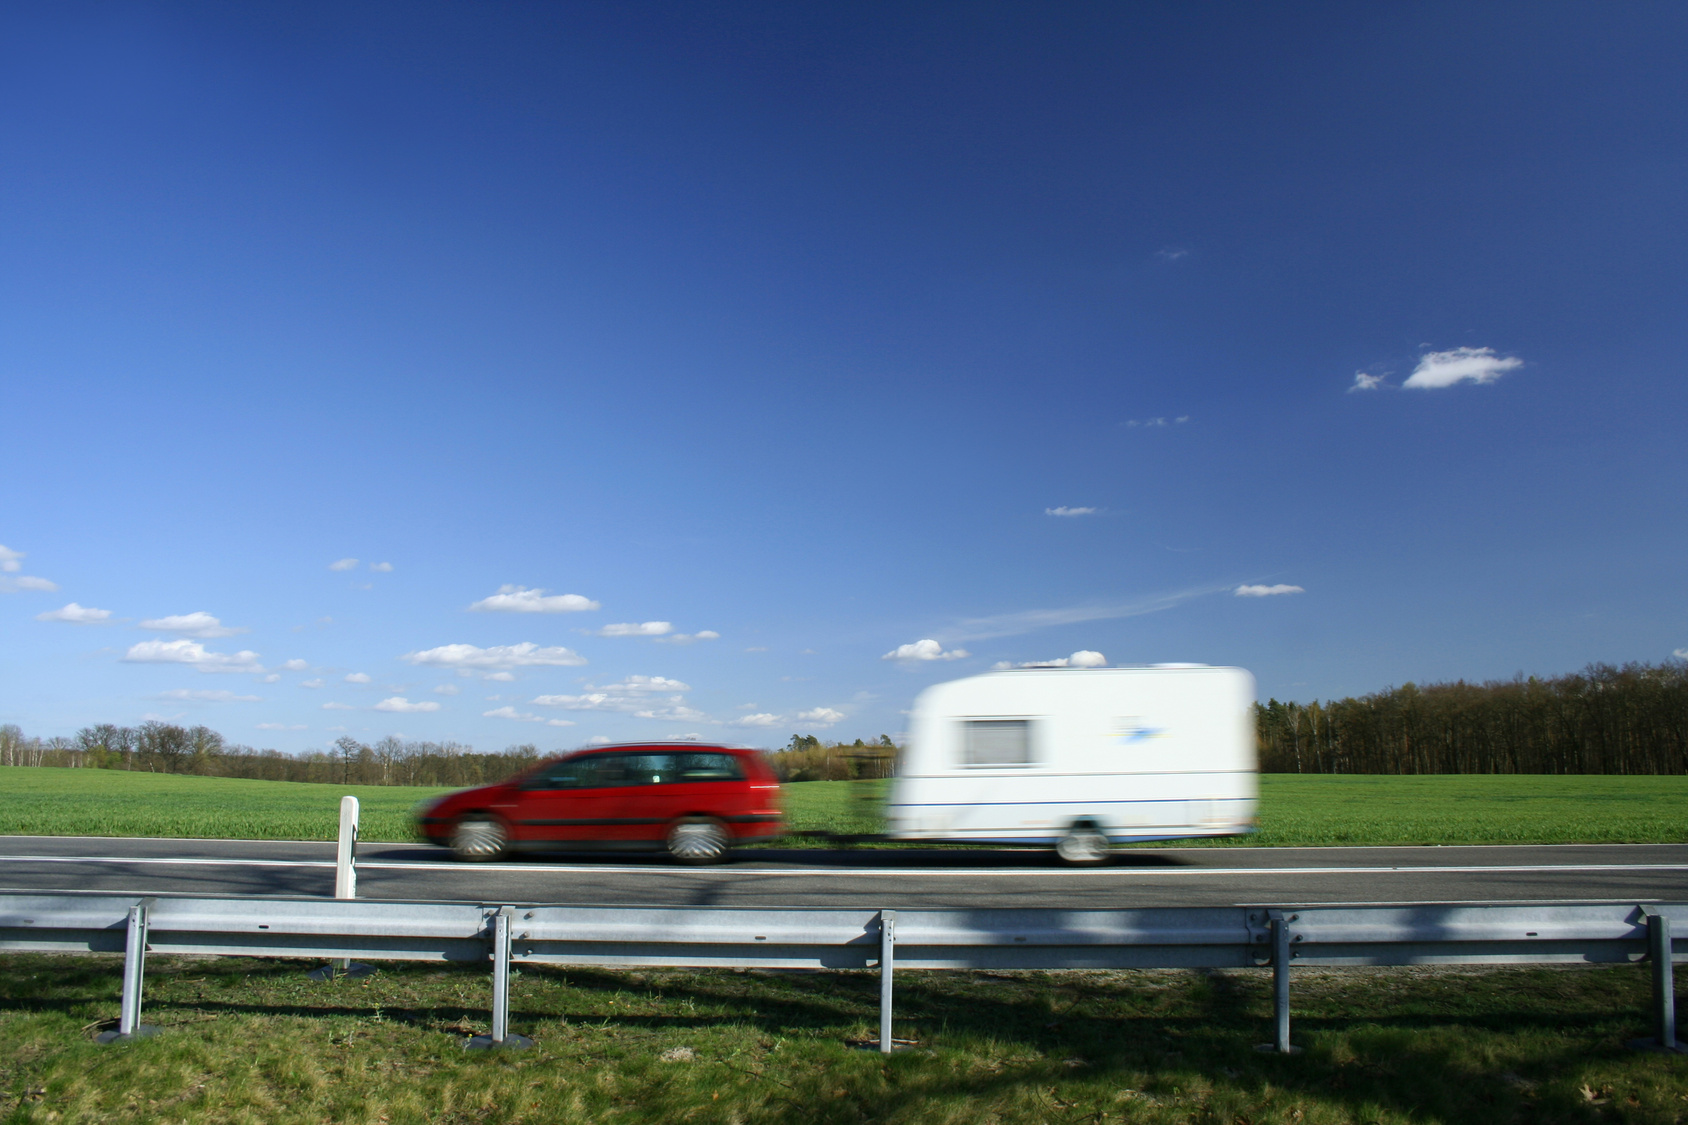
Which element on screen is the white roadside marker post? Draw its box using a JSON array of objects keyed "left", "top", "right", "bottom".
[{"left": 308, "top": 796, "right": 374, "bottom": 981}]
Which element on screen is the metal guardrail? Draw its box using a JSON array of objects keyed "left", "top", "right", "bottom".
[{"left": 0, "top": 893, "right": 1682, "bottom": 1053}]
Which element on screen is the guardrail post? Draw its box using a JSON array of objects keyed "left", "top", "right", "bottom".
[
  {"left": 879, "top": 909, "right": 896, "bottom": 1054},
  {"left": 308, "top": 796, "right": 373, "bottom": 980},
  {"left": 468, "top": 906, "right": 532, "bottom": 1050},
  {"left": 1255, "top": 910, "right": 1300, "bottom": 1055},
  {"left": 1630, "top": 907, "right": 1685, "bottom": 1053},
  {"left": 97, "top": 899, "right": 159, "bottom": 1043}
]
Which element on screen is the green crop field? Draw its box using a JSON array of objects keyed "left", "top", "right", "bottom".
[
  {"left": 2, "top": 953, "right": 1683, "bottom": 1124},
  {"left": 1, "top": 767, "right": 1685, "bottom": 847}
]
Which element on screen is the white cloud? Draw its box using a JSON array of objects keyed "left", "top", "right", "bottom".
[
  {"left": 329, "top": 558, "right": 359, "bottom": 571},
  {"left": 1235, "top": 584, "right": 1305, "bottom": 597},
  {"left": 796, "top": 707, "right": 845, "bottom": 726},
  {"left": 483, "top": 671, "right": 516, "bottom": 682},
  {"left": 599, "top": 621, "right": 672, "bottom": 637},
  {"left": 1009, "top": 650, "right": 1110, "bottom": 669},
  {"left": 36, "top": 602, "right": 112, "bottom": 624},
  {"left": 281, "top": 659, "right": 310, "bottom": 671},
  {"left": 1349, "top": 371, "right": 1387, "bottom": 392},
  {"left": 374, "top": 696, "right": 440, "bottom": 713},
  {"left": 300, "top": 678, "right": 325, "bottom": 689},
  {"left": 882, "top": 639, "right": 970, "bottom": 662},
  {"left": 256, "top": 723, "right": 306, "bottom": 731},
  {"left": 585, "top": 735, "right": 612, "bottom": 745},
  {"left": 344, "top": 672, "right": 372, "bottom": 684},
  {"left": 431, "top": 683, "right": 460, "bottom": 695},
  {"left": 1402, "top": 346, "right": 1523, "bottom": 389},
  {"left": 1, "top": 575, "right": 59, "bottom": 593},
  {"left": 1673, "top": 648, "right": 1688, "bottom": 660},
  {"left": 1157, "top": 247, "right": 1189, "bottom": 262},
  {"left": 0, "top": 545, "right": 21, "bottom": 572},
  {"left": 947, "top": 586, "right": 1222, "bottom": 642},
  {"left": 745, "top": 646, "right": 768, "bottom": 653},
  {"left": 156, "top": 689, "right": 262, "bottom": 703},
  {"left": 122, "top": 639, "right": 264, "bottom": 674},
  {"left": 634, "top": 704, "right": 713, "bottom": 723},
  {"left": 657, "top": 630, "right": 720, "bottom": 645},
  {"left": 469, "top": 585, "right": 600, "bottom": 614},
  {"left": 483, "top": 705, "right": 575, "bottom": 727},
  {"left": 532, "top": 676, "right": 693, "bottom": 713},
  {"left": 138, "top": 612, "right": 244, "bottom": 638},
  {"left": 1045, "top": 506, "right": 1097, "bottom": 517},
  {"left": 731, "top": 713, "right": 783, "bottom": 728},
  {"left": 260, "top": 673, "right": 280, "bottom": 683},
  {"left": 401, "top": 642, "right": 587, "bottom": 670},
  {"left": 321, "top": 701, "right": 354, "bottom": 710},
  {"left": 370, "top": 562, "right": 394, "bottom": 572},
  {"left": 1124, "top": 416, "right": 1187, "bottom": 429}
]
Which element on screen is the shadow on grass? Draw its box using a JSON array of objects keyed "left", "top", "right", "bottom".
[{"left": 1, "top": 956, "right": 1666, "bottom": 1124}]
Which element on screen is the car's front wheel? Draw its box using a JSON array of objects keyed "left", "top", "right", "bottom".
[
  {"left": 450, "top": 814, "right": 508, "bottom": 861},
  {"left": 666, "top": 817, "right": 730, "bottom": 865}
]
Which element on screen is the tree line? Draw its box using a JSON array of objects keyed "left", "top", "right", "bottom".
[
  {"left": 0, "top": 722, "right": 545, "bottom": 788},
  {"left": 7, "top": 660, "right": 1682, "bottom": 782},
  {"left": 1256, "top": 660, "right": 1688, "bottom": 774},
  {"left": 0, "top": 723, "right": 903, "bottom": 786}
]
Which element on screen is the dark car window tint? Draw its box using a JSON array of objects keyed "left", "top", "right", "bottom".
[
  {"left": 608, "top": 751, "right": 745, "bottom": 784},
  {"left": 675, "top": 752, "right": 744, "bottom": 781},
  {"left": 529, "top": 754, "right": 630, "bottom": 789}
]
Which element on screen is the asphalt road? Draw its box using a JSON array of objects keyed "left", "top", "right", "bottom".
[{"left": 1, "top": 836, "right": 1685, "bottom": 908}]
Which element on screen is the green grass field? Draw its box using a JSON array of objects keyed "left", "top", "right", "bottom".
[
  {"left": 1, "top": 767, "right": 1686, "bottom": 846},
  {"left": 2, "top": 953, "right": 1683, "bottom": 1124}
]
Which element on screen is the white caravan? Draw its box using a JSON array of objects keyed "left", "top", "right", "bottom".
[{"left": 884, "top": 665, "right": 1257, "bottom": 862}]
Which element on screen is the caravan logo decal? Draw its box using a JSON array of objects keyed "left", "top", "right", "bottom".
[{"left": 1113, "top": 718, "right": 1167, "bottom": 746}]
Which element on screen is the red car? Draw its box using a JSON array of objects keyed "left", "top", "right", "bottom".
[{"left": 416, "top": 743, "right": 783, "bottom": 863}]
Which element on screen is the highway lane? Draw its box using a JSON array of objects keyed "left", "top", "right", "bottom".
[{"left": 1, "top": 836, "right": 1685, "bottom": 908}]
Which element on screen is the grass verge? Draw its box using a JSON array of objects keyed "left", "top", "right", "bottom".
[
  {"left": 2, "top": 767, "right": 1686, "bottom": 847},
  {"left": 2, "top": 953, "right": 1683, "bottom": 1124}
]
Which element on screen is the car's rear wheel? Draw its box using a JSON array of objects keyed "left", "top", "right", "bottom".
[
  {"left": 1055, "top": 824, "right": 1111, "bottom": 866},
  {"left": 450, "top": 814, "right": 508, "bottom": 861},
  {"left": 666, "top": 817, "right": 730, "bottom": 865}
]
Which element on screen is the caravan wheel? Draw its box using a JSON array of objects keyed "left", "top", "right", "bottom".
[{"left": 1055, "top": 825, "right": 1111, "bottom": 866}]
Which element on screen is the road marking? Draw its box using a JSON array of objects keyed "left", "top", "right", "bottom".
[{"left": 1, "top": 854, "right": 1687, "bottom": 878}]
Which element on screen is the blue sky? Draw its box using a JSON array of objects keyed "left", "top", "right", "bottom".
[{"left": 3, "top": 2, "right": 1685, "bottom": 753}]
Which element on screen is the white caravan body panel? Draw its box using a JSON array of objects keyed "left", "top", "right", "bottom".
[{"left": 885, "top": 666, "right": 1257, "bottom": 844}]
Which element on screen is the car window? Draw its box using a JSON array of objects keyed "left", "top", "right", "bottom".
[
  {"left": 526, "top": 753, "right": 630, "bottom": 789},
  {"left": 613, "top": 751, "right": 745, "bottom": 785},
  {"left": 674, "top": 751, "right": 745, "bottom": 781}
]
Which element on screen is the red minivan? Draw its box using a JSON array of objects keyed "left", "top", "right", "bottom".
[{"left": 416, "top": 743, "right": 783, "bottom": 863}]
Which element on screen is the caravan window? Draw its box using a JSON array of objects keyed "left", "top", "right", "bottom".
[{"left": 962, "top": 719, "right": 1033, "bottom": 766}]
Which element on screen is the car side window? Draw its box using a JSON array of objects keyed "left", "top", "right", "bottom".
[
  {"left": 675, "top": 752, "right": 745, "bottom": 781},
  {"left": 526, "top": 753, "right": 629, "bottom": 789}
]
